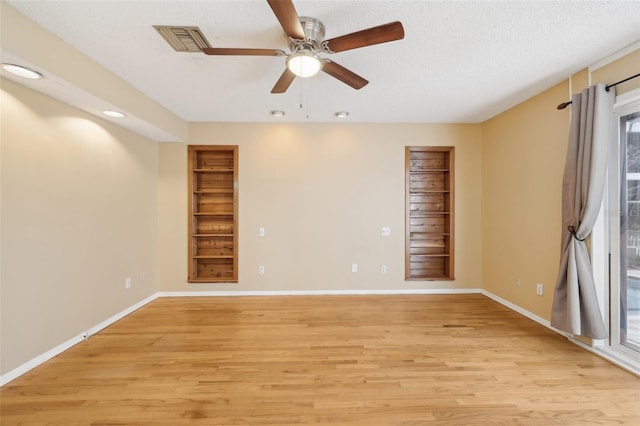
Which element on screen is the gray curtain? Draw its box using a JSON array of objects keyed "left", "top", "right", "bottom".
[{"left": 551, "top": 83, "right": 615, "bottom": 339}]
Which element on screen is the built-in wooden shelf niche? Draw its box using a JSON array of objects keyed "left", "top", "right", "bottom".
[
  {"left": 188, "top": 145, "right": 238, "bottom": 283},
  {"left": 405, "top": 146, "right": 454, "bottom": 280}
]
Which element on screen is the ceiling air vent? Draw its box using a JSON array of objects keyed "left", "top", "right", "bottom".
[{"left": 153, "top": 25, "right": 211, "bottom": 52}]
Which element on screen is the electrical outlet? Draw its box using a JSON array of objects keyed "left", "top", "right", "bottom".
[
  {"left": 536, "top": 283, "right": 544, "bottom": 296},
  {"left": 125, "top": 277, "right": 131, "bottom": 289},
  {"left": 82, "top": 332, "right": 89, "bottom": 340},
  {"left": 142, "top": 272, "right": 148, "bottom": 281},
  {"left": 258, "top": 227, "right": 265, "bottom": 237},
  {"left": 381, "top": 227, "right": 391, "bottom": 236},
  {"left": 258, "top": 266, "right": 265, "bottom": 275},
  {"left": 351, "top": 264, "right": 358, "bottom": 273},
  {"left": 381, "top": 264, "right": 387, "bottom": 273},
  {"left": 515, "top": 278, "right": 521, "bottom": 287}
]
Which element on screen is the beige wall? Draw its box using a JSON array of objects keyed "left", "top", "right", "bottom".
[
  {"left": 159, "top": 123, "right": 482, "bottom": 292},
  {"left": 1, "top": 79, "right": 159, "bottom": 374},
  {"left": 481, "top": 46, "right": 639, "bottom": 320},
  {"left": 591, "top": 48, "right": 640, "bottom": 94},
  {"left": 481, "top": 81, "right": 570, "bottom": 319}
]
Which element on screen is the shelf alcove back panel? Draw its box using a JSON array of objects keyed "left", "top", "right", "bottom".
[{"left": 195, "top": 172, "right": 234, "bottom": 192}]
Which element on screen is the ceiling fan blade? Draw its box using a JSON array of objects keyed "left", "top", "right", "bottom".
[
  {"left": 202, "top": 47, "right": 285, "bottom": 56},
  {"left": 267, "top": 0, "right": 305, "bottom": 40},
  {"left": 324, "top": 21, "right": 404, "bottom": 53},
  {"left": 271, "top": 68, "right": 296, "bottom": 93},
  {"left": 321, "top": 60, "right": 368, "bottom": 90}
]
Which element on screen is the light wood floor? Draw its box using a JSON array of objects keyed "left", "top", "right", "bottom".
[{"left": 1, "top": 294, "right": 639, "bottom": 425}]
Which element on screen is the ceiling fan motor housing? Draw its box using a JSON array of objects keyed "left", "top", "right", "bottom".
[{"left": 289, "top": 17, "right": 325, "bottom": 52}]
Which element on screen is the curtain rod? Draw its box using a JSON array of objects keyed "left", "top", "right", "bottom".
[{"left": 556, "top": 72, "right": 640, "bottom": 110}]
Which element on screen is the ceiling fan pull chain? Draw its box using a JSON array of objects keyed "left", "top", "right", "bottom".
[{"left": 298, "top": 80, "right": 311, "bottom": 119}]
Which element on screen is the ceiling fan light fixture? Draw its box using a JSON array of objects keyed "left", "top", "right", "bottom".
[{"left": 286, "top": 51, "right": 322, "bottom": 78}]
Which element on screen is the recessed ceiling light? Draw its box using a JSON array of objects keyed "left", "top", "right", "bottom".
[
  {"left": 270, "top": 110, "right": 285, "bottom": 117},
  {"left": 103, "top": 110, "right": 126, "bottom": 118},
  {"left": 2, "top": 63, "right": 43, "bottom": 80},
  {"left": 335, "top": 111, "right": 349, "bottom": 118}
]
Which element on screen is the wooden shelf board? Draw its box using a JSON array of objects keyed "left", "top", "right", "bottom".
[
  {"left": 193, "top": 168, "right": 234, "bottom": 172},
  {"left": 193, "top": 212, "right": 234, "bottom": 216},
  {"left": 193, "top": 255, "right": 235, "bottom": 259},
  {"left": 194, "top": 189, "right": 234, "bottom": 194},
  {"left": 410, "top": 169, "right": 450, "bottom": 173},
  {"left": 405, "top": 276, "right": 454, "bottom": 281},
  {"left": 193, "top": 234, "right": 234, "bottom": 237},
  {"left": 409, "top": 190, "right": 450, "bottom": 194}
]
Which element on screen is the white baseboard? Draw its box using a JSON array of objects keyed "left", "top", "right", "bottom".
[
  {"left": 0, "top": 293, "right": 158, "bottom": 387},
  {"left": 0, "top": 334, "right": 86, "bottom": 388},
  {"left": 157, "top": 288, "right": 482, "bottom": 297},
  {"left": 481, "top": 290, "right": 640, "bottom": 377},
  {"left": 480, "top": 289, "right": 571, "bottom": 337},
  {"left": 568, "top": 337, "right": 640, "bottom": 377},
  {"left": 84, "top": 293, "right": 159, "bottom": 338}
]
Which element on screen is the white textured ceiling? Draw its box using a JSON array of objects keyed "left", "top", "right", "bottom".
[{"left": 4, "top": 0, "right": 640, "bottom": 124}]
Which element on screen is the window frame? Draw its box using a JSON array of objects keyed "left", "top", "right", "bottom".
[{"left": 591, "top": 88, "right": 640, "bottom": 374}]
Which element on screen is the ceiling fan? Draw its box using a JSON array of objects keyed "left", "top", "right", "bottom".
[{"left": 200, "top": 0, "right": 405, "bottom": 93}]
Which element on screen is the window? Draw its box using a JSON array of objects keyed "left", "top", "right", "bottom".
[
  {"left": 598, "top": 89, "right": 640, "bottom": 373},
  {"left": 616, "top": 109, "right": 640, "bottom": 353}
]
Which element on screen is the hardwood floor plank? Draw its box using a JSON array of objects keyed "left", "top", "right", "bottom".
[{"left": 1, "top": 294, "right": 639, "bottom": 425}]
